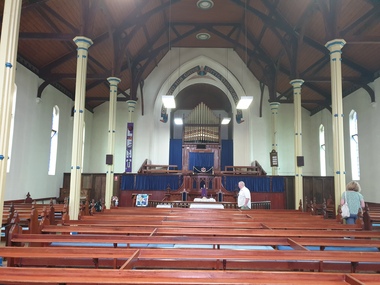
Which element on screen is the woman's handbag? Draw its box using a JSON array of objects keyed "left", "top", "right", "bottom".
[{"left": 341, "top": 192, "right": 350, "bottom": 218}]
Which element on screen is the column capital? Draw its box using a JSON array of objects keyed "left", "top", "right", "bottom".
[
  {"left": 269, "top": 102, "right": 280, "bottom": 108},
  {"left": 107, "top": 77, "right": 121, "bottom": 85},
  {"left": 325, "top": 39, "right": 346, "bottom": 52},
  {"left": 269, "top": 102, "right": 280, "bottom": 112},
  {"left": 73, "top": 36, "right": 93, "bottom": 49},
  {"left": 289, "top": 79, "right": 304, "bottom": 87},
  {"left": 127, "top": 100, "right": 137, "bottom": 113}
]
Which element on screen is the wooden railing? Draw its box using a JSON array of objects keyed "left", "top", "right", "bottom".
[{"left": 137, "top": 159, "right": 179, "bottom": 174}]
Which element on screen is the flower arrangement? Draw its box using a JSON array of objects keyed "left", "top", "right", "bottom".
[{"left": 112, "top": 196, "right": 119, "bottom": 207}]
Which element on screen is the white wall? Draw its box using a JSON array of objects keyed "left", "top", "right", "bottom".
[
  {"left": 308, "top": 77, "right": 380, "bottom": 203},
  {"left": 6, "top": 50, "right": 380, "bottom": 204},
  {"left": 5, "top": 64, "right": 93, "bottom": 200}
]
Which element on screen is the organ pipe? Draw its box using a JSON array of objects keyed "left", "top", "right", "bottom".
[{"left": 183, "top": 102, "right": 220, "bottom": 144}]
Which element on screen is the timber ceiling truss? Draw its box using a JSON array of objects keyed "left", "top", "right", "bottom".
[{"left": 2, "top": 0, "right": 380, "bottom": 115}]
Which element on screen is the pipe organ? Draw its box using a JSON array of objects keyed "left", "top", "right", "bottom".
[{"left": 183, "top": 102, "right": 220, "bottom": 144}]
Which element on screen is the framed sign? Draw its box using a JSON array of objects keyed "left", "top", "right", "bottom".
[{"left": 270, "top": 149, "right": 278, "bottom": 167}]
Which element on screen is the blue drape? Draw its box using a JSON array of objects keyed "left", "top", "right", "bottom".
[
  {"left": 221, "top": 140, "right": 233, "bottom": 171},
  {"left": 271, "top": 176, "right": 285, "bottom": 192},
  {"left": 224, "top": 176, "right": 272, "bottom": 193},
  {"left": 169, "top": 139, "right": 182, "bottom": 170},
  {"left": 189, "top": 152, "right": 214, "bottom": 170},
  {"left": 121, "top": 174, "right": 182, "bottom": 191},
  {"left": 120, "top": 175, "right": 135, "bottom": 190}
]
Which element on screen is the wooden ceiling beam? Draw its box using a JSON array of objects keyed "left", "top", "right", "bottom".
[
  {"left": 134, "top": 24, "right": 200, "bottom": 63},
  {"left": 18, "top": 32, "right": 76, "bottom": 40},
  {"left": 353, "top": 10, "right": 380, "bottom": 36},
  {"left": 21, "top": 0, "right": 50, "bottom": 11},
  {"left": 43, "top": 73, "right": 110, "bottom": 81},
  {"left": 85, "top": 96, "right": 129, "bottom": 102},
  {"left": 301, "top": 56, "right": 329, "bottom": 78},
  {"left": 234, "top": 0, "right": 373, "bottom": 80},
  {"left": 339, "top": 7, "right": 378, "bottom": 37},
  {"left": 303, "top": 36, "right": 373, "bottom": 77},
  {"left": 344, "top": 35, "right": 380, "bottom": 44},
  {"left": 207, "top": 25, "right": 273, "bottom": 66},
  {"left": 115, "top": 0, "right": 180, "bottom": 36},
  {"left": 39, "top": 32, "right": 109, "bottom": 76},
  {"left": 38, "top": 2, "right": 79, "bottom": 33}
]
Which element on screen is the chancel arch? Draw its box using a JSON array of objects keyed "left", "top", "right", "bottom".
[{"left": 152, "top": 52, "right": 253, "bottom": 168}]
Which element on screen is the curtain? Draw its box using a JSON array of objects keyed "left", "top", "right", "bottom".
[
  {"left": 189, "top": 152, "right": 214, "bottom": 170},
  {"left": 121, "top": 174, "right": 182, "bottom": 191},
  {"left": 224, "top": 176, "right": 271, "bottom": 192},
  {"left": 135, "top": 175, "right": 182, "bottom": 191},
  {"left": 120, "top": 175, "right": 135, "bottom": 190},
  {"left": 271, "top": 176, "right": 285, "bottom": 192},
  {"left": 169, "top": 139, "right": 182, "bottom": 170},
  {"left": 221, "top": 139, "right": 233, "bottom": 171}
]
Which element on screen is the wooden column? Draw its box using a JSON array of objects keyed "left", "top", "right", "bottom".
[
  {"left": 325, "top": 39, "right": 346, "bottom": 213},
  {"left": 105, "top": 77, "right": 121, "bottom": 209},
  {"left": 290, "top": 79, "right": 304, "bottom": 209},
  {"left": 69, "top": 36, "right": 93, "bottom": 220},
  {"left": 0, "top": 0, "right": 22, "bottom": 222}
]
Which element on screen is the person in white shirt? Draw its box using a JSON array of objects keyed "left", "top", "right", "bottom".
[{"left": 238, "top": 181, "right": 251, "bottom": 209}]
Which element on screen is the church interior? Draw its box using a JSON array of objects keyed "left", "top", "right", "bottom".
[{"left": 1, "top": 0, "right": 380, "bottom": 283}]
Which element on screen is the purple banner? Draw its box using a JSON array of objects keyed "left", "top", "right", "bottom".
[{"left": 125, "top": 122, "right": 133, "bottom": 172}]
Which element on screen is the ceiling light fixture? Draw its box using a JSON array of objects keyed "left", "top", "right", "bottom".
[
  {"left": 221, "top": 118, "right": 231, "bottom": 125},
  {"left": 196, "top": 32, "right": 210, "bottom": 40},
  {"left": 162, "top": 95, "right": 176, "bottom": 109},
  {"left": 236, "top": 96, "right": 253, "bottom": 109},
  {"left": 196, "top": 0, "right": 214, "bottom": 10}
]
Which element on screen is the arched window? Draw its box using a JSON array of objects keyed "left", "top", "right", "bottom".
[
  {"left": 349, "top": 110, "right": 360, "bottom": 180},
  {"left": 7, "top": 84, "right": 17, "bottom": 173},
  {"left": 48, "top": 105, "right": 59, "bottom": 175},
  {"left": 319, "top": 124, "right": 326, "bottom": 176}
]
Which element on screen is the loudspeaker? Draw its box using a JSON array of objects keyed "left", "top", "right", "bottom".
[
  {"left": 106, "top": 154, "right": 113, "bottom": 165},
  {"left": 297, "top": 156, "right": 304, "bottom": 167}
]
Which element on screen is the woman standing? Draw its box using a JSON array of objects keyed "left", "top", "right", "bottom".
[{"left": 341, "top": 181, "right": 365, "bottom": 224}]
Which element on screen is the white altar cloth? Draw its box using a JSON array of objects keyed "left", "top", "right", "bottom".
[
  {"left": 189, "top": 203, "right": 224, "bottom": 209},
  {"left": 193, "top": 198, "right": 216, "bottom": 202}
]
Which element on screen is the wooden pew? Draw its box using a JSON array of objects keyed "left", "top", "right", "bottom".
[
  {"left": 53, "top": 207, "right": 363, "bottom": 231},
  {"left": 2, "top": 246, "right": 380, "bottom": 272},
  {"left": 5, "top": 206, "right": 380, "bottom": 284},
  {"left": 363, "top": 203, "right": 380, "bottom": 230},
  {"left": 9, "top": 233, "right": 380, "bottom": 252},
  {"left": 0, "top": 267, "right": 380, "bottom": 284}
]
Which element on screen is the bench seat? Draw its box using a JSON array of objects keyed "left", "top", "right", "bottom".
[{"left": 1, "top": 267, "right": 380, "bottom": 284}]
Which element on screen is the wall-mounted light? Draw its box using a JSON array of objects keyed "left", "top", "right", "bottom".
[
  {"left": 162, "top": 95, "right": 176, "bottom": 109},
  {"left": 236, "top": 96, "right": 253, "bottom": 109},
  {"left": 221, "top": 118, "right": 231, "bottom": 125},
  {"left": 174, "top": 118, "right": 183, "bottom": 125}
]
